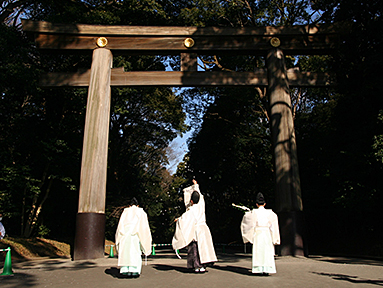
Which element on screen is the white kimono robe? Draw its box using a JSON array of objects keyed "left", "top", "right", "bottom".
[
  {"left": 172, "top": 184, "right": 217, "bottom": 264},
  {"left": 241, "top": 206, "right": 280, "bottom": 274},
  {"left": 115, "top": 206, "right": 152, "bottom": 274}
]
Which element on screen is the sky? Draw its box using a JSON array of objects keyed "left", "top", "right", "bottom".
[
  {"left": 166, "top": 130, "right": 192, "bottom": 175},
  {"left": 164, "top": 58, "right": 205, "bottom": 175}
]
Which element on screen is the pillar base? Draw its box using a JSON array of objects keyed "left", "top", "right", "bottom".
[
  {"left": 73, "top": 212, "right": 106, "bottom": 260},
  {"left": 277, "top": 211, "right": 308, "bottom": 256}
]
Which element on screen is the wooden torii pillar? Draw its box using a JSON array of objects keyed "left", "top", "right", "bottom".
[
  {"left": 267, "top": 48, "right": 304, "bottom": 255},
  {"left": 22, "top": 20, "right": 344, "bottom": 260},
  {"left": 74, "top": 48, "right": 113, "bottom": 260}
]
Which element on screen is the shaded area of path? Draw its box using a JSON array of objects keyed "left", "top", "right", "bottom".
[{"left": 1, "top": 249, "right": 383, "bottom": 288}]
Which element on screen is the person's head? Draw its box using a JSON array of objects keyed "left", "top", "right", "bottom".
[
  {"left": 130, "top": 197, "right": 139, "bottom": 206},
  {"left": 190, "top": 191, "right": 200, "bottom": 205},
  {"left": 256, "top": 192, "right": 266, "bottom": 207}
]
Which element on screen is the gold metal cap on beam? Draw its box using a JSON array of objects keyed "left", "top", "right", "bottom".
[
  {"left": 270, "top": 37, "right": 281, "bottom": 47},
  {"left": 184, "top": 37, "right": 195, "bottom": 48},
  {"left": 96, "top": 37, "right": 108, "bottom": 47}
]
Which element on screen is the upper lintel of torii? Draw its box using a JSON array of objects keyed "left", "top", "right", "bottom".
[
  {"left": 22, "top": 20, "right": 350, "bottom": 87},
  {"left": 21, "top": 19, "right": 350, "bottom": 55}
]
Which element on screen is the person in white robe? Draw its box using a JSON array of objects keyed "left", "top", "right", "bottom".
[
  {"left": 241, "top": 192, "right": 280, "bottom": 275},
  {"left": 115, "top": 198, "right": 152, "bottom": 276},
  {"left": 172, "top": 180, "right": 217, "bottom": 272},
  {"left": 0, "top": 213, "right": 5, "bottom": 240}
]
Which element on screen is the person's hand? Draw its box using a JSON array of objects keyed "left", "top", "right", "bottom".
[{"left": 192, "top": 179, "right": 197, "bottom": 185}]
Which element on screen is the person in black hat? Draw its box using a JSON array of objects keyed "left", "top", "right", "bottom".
[
  {"left": 240, "top": 193, "right": 280, "bottom": 275},
  {"left": 172, "top": 179, "right": 217, "bottom": 273}
]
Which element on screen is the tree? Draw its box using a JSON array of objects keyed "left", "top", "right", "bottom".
[
  {"left": 293, "top": 0, "right": 383, "bottom": 255},
  {"left": 0, "top": 0, "right": 189, "bottom": 239},
  {"left": 181, "top": 87, "right": 273, "bottom": 243},
  {"left": 0, "top": 23, "right": 86, "bottom": 237},
  {"left": 176, "top": 0, "right": 383, "bottom": 257}
]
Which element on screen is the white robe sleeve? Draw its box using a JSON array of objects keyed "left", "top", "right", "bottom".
[
  {"left": 0, "top": 222, "right": 5, "bottom": 239},
  {"left": 115, "top": 207, "right": 152, "bottom": 256},
  {"left": 137, "top": 209, "right": 152, "bottom": 256},
  {"left": 115, "top": 209, "right": 128, "bottom": 253},
  {"left": 172, "top": 209, "right": 196, "bottom": 250},
  {"left": 241, "top": 211, "right": 255, "bottom": 244},
  {"left": 269, "top": 211, "right": 280, "bottom": 245},
  {"left": 183, "top": 184, "right": 200, "bottom": 209}
]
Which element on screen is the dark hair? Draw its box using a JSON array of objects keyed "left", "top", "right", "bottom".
[
  {"left": 191, "top": 191, "right": 200, "bottom": 204},
  {"left": 130, "top": 197, "right": 139, "bottom": 206},
  {"left": 256, "top": 192, "right": 265, "bottom": 205}
]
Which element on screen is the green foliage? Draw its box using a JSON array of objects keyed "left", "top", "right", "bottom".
[
  {"left": 0, "top": 24, "right": 78, "bottom": 236},
  {"left": 37, "top": 224, "right": 51, "bottom": 238},
  {"left": 1, "top": 1, "right": 189, "bottom": 240},
  {"left": 182, "top": 87, "right": 273, "bottom": 243},
  {"left": 293, "top": 0, "right": 383, "bottom": 255},
  {"left": 372, "top": 111, "right": 383, "bottom": 163},
  {"left": 0, "top": 0, "right": 382, "bottom": 258}
]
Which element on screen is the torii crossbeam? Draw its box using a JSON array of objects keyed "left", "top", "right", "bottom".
[{"left": 22, "top": 19, "right": 346, "bottom": 260}]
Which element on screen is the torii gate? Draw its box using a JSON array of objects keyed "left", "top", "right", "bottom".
[{"left": 22, "top": 20, "right": 344, "bottom": 260}]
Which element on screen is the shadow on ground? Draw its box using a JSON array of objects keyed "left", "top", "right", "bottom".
[
  {"left": 152, "top": 263, "right": 192, "bottom": 273},
  {"left": 211, "top": 264, "right": 252, "bottom": 276},
  {"left": 0, "top": 272, "right": 37, "bottom": 288},
  {"left": 104, "top": 267, "right": 141, "bottom": 279},
  {"left": 309, "top": 255, "right": 383, "bottom": 266},
  {"left": 312, "top": 272, "right": 383, "bottom": 286}
]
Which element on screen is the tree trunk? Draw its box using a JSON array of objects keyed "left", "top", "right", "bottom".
[{"left": 22, "top": 176, "right": 54, "bottom": 238}]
